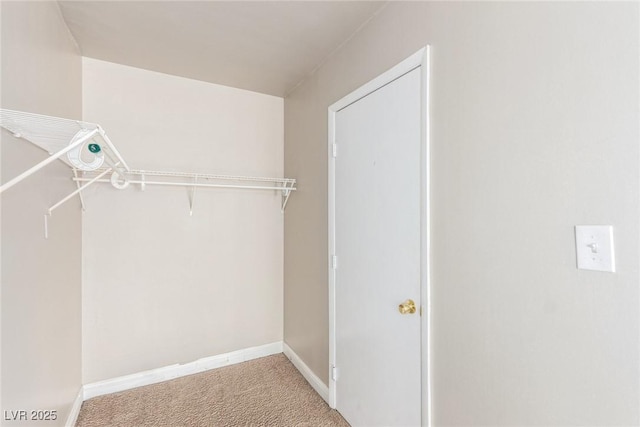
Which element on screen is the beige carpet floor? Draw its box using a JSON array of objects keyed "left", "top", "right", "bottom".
[{"left": 76, "top": 353, "right": 349, "bottom": 427}]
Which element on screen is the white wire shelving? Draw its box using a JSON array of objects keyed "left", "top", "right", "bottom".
[
  {"left": 0, "top": 108, "right": 297, "bottom": 238},
  {"left": 75, "top": 168, "right": 297, "bottom": 214},
  {"left": 0, "top": 108, "right": 130, "bottom": 193}
]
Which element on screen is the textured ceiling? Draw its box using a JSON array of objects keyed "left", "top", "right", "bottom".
[{"left": 58, "top": 1, "right": 387, "bottom": 97}]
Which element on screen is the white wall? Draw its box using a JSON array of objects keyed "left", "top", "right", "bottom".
[
  {"left": 81, "top": 58, "right": 284, "bottom": 383},
  {"left": 1, "top": 1, "right": 82, "bottom": 424},
  {"left": 284, "top": 2, "right": 639, "bottom": 425}
]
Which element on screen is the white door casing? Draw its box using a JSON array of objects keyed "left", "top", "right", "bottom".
[{"left": 328, "top": 47, "right": 431, "bottom": 427}]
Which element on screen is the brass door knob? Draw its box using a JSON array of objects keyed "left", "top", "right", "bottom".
[{"left": 398, "top": 299, "right": 416, "bottom": 315}]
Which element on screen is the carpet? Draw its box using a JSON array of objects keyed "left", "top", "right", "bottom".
[{"left": 76, "top": 353, "right": 350, "bottom": 427}]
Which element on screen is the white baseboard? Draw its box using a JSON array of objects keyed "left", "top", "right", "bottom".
[
  {"left": 283, "top": 342, "right": 329, "bottom": 403},
  {"left": 83, "top": 341, "right": 283, "bottom": 400},
  {"left": 65, "top": 388, "right": 83, "bottom": 427}
]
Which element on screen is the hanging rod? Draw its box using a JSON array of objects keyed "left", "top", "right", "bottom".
[
  {"left": 101, "top": 168, "right": 296, "bottom": 184},
  {"left": 73, "top": 178, "right": 295, "bottom": 192}
]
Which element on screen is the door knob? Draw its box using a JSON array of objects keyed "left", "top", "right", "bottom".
[{"left": 398, "top": 299, "right": 416, "bottom": 315}]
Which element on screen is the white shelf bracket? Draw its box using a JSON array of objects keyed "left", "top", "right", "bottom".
[
  {"left": 72, "top": 169, "right": 86, "bottom": 211},
  {"left": 281, "top": 180, "right": 295, "bottom": 213},
  {"left": 140, "top": 173, "right": 146, "bottom": 191},
  {"left": 48, "top": 167, "right": 113, "bottom": 216},
  {"left": 44, "top": 213, "right": 50, "bottom": 239},
  {"left": 189, "top": 176, "right": 198, "bottom": 216}
]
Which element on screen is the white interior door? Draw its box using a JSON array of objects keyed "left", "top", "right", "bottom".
[{"left": 334, "top": 67, "right": 423, "bottom": 426}]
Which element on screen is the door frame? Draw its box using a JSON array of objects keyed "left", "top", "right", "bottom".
[{"left": 327, "top": 46, "right": 431, "bottom": 426}]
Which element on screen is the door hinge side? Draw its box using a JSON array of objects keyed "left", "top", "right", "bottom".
[
  {"left": 331, "top": 255, "right": 338, "bottom": 270},
  {"left": 331, "top": 365, "right": 339, "bottom": 381},
  {"left": 332, "top": 143, "right": 337, "bottom": 157}
]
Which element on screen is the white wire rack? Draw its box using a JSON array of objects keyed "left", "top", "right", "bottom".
[
  {"left": 0, "top": 109, "right": 130, "bottom": 193},
  {"left": 0, "top": 108, "right": 297, "bottom": 237},
  {"left": 75, "top": 168, "right": 297, "bottom": 214}
]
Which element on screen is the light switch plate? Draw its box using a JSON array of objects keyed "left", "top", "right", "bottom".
[{"left": 575, "top": 225, "right": 615, "bottom": 272}]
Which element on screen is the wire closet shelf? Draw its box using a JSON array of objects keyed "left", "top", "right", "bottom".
[{"left": 0, "top": 108, "right": 297, "bottom": 236}]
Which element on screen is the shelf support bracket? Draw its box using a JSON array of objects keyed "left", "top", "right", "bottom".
[
  {"left": 72, "top": 169, "right": 86, "bottom": 211},
  {"left": 48, "top": 167, "right": 113, "bottom": 216},
  {"left": 44, "top": 213, "right": 50, "bottom": 239},
  {"left": 281, "top": 180, "right": 295, "bottom": 213},
  {"left": 189, "top": 176, "right": 197, "bottom": 216}
]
